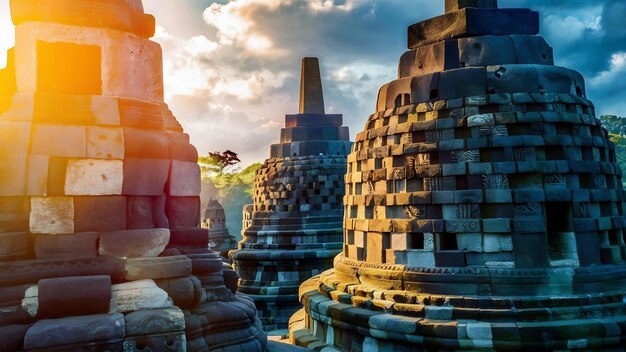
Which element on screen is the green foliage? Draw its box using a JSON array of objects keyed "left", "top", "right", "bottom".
[
  {"left": 599, "top": 115, "right": 626, "bottom": 136},
  {"left": 601, "top": 114, "right": 626, "bottom": 187},
  {"left": 211, "top": 163, "right": 261, "bottom": 200},
  {"left": 198, "top": 150, "right": 241, "bottom": 179},
  {"left": 199, "top": 150, "right": 261, "bottom": 237}
]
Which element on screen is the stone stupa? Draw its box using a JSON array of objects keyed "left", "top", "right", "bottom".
[
  {"left": 0, "top": 1, "right": 266, "bottom": 350},
  {"left": 230, "top": 58, "right": 353, "bottom": 332},
  {"left": 203, "top": 198, "right": 237, "bottom": 258},
  {"left": 290, "top": 1, "right": 626, "bottom": 350}
]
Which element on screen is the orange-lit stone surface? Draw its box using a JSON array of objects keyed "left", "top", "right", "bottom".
[{"left": 0, "top": 1, "right": 266, "bottom": 350}]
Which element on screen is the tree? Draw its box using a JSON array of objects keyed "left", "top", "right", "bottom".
[
  {"left": 599, "top": 115, "right": 626, "bottom": 136},
  {"left": 198, "top": 150, "right": 241, "bottom": 178},
  {"left": 600, "top": 115, "right": 626, "bottom": 187},
  {"left": 198, "top": 150, "right": 261, "bottom": 237}
]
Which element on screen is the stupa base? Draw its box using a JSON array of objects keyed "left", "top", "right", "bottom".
[{"left": 289, "top": 256, "right": 626, "bottom": 351}]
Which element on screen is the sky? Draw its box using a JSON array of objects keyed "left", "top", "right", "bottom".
[{"left": 1, "top": 0, "right": 625, "bottom": 166}]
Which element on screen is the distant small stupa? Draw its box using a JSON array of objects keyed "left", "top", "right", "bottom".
[{"left": 202, "top": 198, "right": 237, "bottom": 257}]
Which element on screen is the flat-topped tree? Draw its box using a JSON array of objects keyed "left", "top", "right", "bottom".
[
  {"left": 299, "top": 57, "right": 325, "bottom": 115},
  {"left": 445, "top": 0, "right": 498, "bottom": 13}
]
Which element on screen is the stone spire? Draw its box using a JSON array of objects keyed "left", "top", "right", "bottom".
[
  {"left": 445, "top": 0, "right": 498, "bottom": 13},
  {"left": 298, "top": 57, "right": 325, "bottom": 114}
]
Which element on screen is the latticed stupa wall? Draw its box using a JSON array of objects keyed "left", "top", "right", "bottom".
[
  {"left": 289, "top": 1, "right": 626, "bottom": 350},
  {"left": 230, "top": 58, "right": 353, "bottom": 332}
]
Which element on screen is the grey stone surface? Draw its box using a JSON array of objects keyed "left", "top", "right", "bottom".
[{"left": 299, "top": 57, "right": 325, "bottom": 115}]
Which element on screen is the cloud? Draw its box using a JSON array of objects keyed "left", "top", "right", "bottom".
[
  {"left": 147, "top": 0, "right": 626, "bottom": 165},
  {"left": 0, "top": 0, "right": 14, "bottom": 69},
  {"left": 591, "top": 52, "right": 626, "bottom": 86},
  {"left": 307, "top": 0, "right": 361, "bottom": 13}
]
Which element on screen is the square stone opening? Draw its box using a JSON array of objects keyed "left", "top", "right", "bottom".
[{"left": 37, "top": 41, "right": 102, "bottom": 95}]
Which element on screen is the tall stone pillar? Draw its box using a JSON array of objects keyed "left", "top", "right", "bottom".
[
  {"left": 230, "top": 57, "right": 353, "bottom": 332},
  {"left": 290, "top": 2, "right": 626, "bottom": 350},
  {"left": 0, "top": 1, "right": 266, "bottom": 350}
]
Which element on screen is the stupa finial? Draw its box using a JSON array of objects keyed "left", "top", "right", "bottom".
[{"left": 299, "top": 57, "right": 325, "bottom": 114}]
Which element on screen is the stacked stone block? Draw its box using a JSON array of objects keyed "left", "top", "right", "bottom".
[
  {"left": 230, "top": 58, "right": 352, "bottom": 332},
  {"left": 0, "top": 1, "right": 266, "bottom": 351},
  {"left": 290, "top": 1, "right": 626, "bottom": 350},
  {"left": 203, "top": 199, "right": 237, "bottom": 258}
]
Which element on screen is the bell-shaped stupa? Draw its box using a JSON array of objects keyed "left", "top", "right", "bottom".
[
  {"left": 230, "top": 57, "right": 353, "bottom": 332},
  {"left": 0, "top": 1, "right": 266, "bottom": 350},
  {"left": 203, "top": 198, "right": 237, "bottom": 258},
  {"left": 289, "top": 1, "right": 626, "bottom": 350}
]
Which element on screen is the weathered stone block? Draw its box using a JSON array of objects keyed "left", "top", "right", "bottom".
[
  {"left": 0, "top": 232, "right": 29, "bottom": 260},
  {"left": 86, "top": 126, "right": 124, "bottom": 159},
  {"left": 166, "top": 131, "right": 198, "bottom": 162},
  {"left": 0, "top": 324, "right": 29, "bottom": 351},
  {"left": 26, "top": 155, "right": 49, "bottom": 196},
  {"left": 124, "top": 307, "right": 185, "bottom": 336},
  {"left": 37, "top": 275, "right": 111, "bottom": 318},
  {"left": 109, "top": 280, "right": 172, "bottom": 313},
  {"left": 99, "top": 228, "right": 169, "bottom": 257},
  {"left": 23, "top": 313, "right": 125, "bottom": 350},
  {"left": 122, "top": 158, "right": 170, "bottom": 196},
  {"left": 29, "top": 197, "right": 74, "bottom": 234},
  {"left": 91, "top": 95, "right": 121, "bottom": 126},
  {"left": 165, "top": 196, "right": 200, "bottom": 228},
  {"left": 124, "top": 128, "right": 169, "bottom": 159},
  {"left": 123, "top": 332, "right": 186, "bottom": 351},
  {"left": 406, "top": 250, "right": 436, "bottom": 267},
  {"left": 31, "top": 124, "right": 86, "bottom": 157},
  {"left": 64, "top": 159, "right": 123, "bottom": 195},
  {"left": 167, "top": 160, "right": 201, "bottom": 196},
  {"left": 0, "top": 121, "right": 31, "bottom": 154},
  {"left": 126, "top": 196, "right": 154, "bottom": 229},
  {"left": 408, "top": 8, "right": 539, "bottom": 49},
  {"left": 74, "top": 196, "right": 127, "bottom": 232},
  {"left": 458, "top": 35, "right": 516, "bottom": 67},
  {"left": 0, "top": 154, "right": 27, "bottom": 196},
  {"left": 0, "top": 197, "right": 30, "bottom": 232},
  {"left": 510, "top": 35, "right": 554, "bottom": 65},
  {"left": 155, "top": 277, "right": 200, "bottom": 308},
  {"left": 456, "top": 233, "right": 482, "bottom": 252},
  {"left": 34, "top": 232, "right": 98, "bottom": 259},
  {"left": 124, "top": 256, "right": 192, "bottom": 281}
]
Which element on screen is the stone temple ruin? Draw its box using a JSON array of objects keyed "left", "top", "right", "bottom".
[
  {"left": 0, "top": 0, "right": 266, "bottom": 350},
  {"left": 290, "top": 0, "right": 626, "bottom": 350},
  {"left": 230, "top": 58, "right": 353, "bottom": 332},
  {"left": 202, "top": 199, "right": 237, "bottom": 258}
]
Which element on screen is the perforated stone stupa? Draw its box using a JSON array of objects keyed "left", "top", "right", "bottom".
[
  {"left": 290, "top": 1, "right": 626, "bottom": 350},
  {"left": 203, "top": 199, "right": 237, "bottom": 258},
  {"left": 230, "top": 58, "right": 353, "bottom": 331},
  {"left": 0, "top": 1, "right": 266, "bottom": 350}
]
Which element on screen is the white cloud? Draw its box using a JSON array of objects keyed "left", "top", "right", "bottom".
[
  {"left": 0, "top": 0, "right": 14, "bottom": 69},
  {"left": 202, "top": 0, "right": 292, "bottom": 56},
  {"left": 308, "top": 0, "right": 361, "bottom": 13},
  {"left": 591, "top": 52, "right": 626, "bottom": 86}
]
